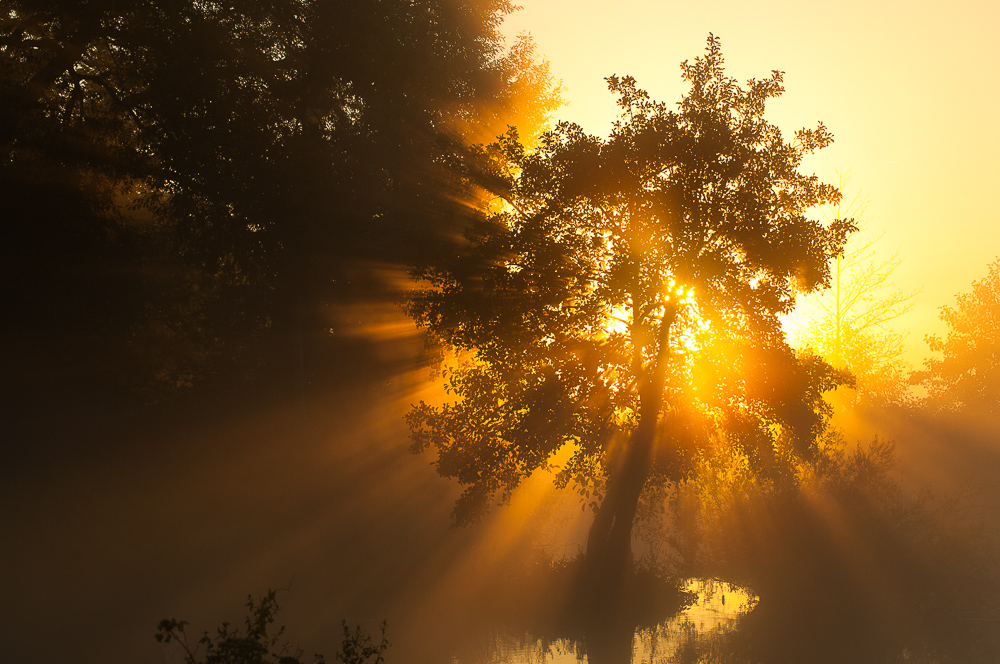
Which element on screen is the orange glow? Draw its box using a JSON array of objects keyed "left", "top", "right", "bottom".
[
  {"left": 502, "top": 0, "right": 1000, "bottom": 370},
  {"left": 606, "top": 303, "right": 631, "bottom": 337}
]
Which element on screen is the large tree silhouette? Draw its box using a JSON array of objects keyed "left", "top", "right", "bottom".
[
  {"left": 407, "top": 36, "right": 853, "bottom": 603},
  {"left": 1, "top": 0, "right": 559, "bottom": 399}
]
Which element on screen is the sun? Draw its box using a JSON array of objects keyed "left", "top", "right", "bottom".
[
  {"left": 601, "top": 280, "right": 706, "bottom": 356},
  {"left": 606, "top": 303, "right": 632, "bottom": 336}
]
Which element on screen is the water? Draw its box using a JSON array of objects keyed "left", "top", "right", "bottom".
[{"left": 453, "top": 580, "right": 756, "bottom": 664}]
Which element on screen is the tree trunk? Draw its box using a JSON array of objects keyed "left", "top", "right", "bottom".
[
  {"left": 582, "top": 305, "right": 675, "bottom": 618},
  {"left": 583, "top": 398, "right": 658, "bottom": 614}
]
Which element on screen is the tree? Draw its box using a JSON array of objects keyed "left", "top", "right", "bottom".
[
  {"left": 406, "top": 36, "right": 853, "bottom": 604},
  {"left": 791, "top": 170, "right": 916, "bottom": 406},
  {"left": 914, "top": 258, "right": 1000, "bottom": 416},
  {"left": 0, "top": 1, "right": 561, "bottom": 399}
]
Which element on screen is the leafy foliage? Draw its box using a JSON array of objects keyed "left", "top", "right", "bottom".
[
  {"left": 407, "top": 36, "right": 854, "bottom": 528},
  {"left": 332, "top": 621, "right": 389, "bottom": 664},
  {"left": 1, "top": 0, "right": 560, "bottom": 398},
  {"left": 915, "top": 258, "right": 1000, "bottom": 415},
  {"left": 156, "top": 590, "right": 389, "bottom": 664},
  {"left": 156, "top": 591, "right": 308, "bottom": 664}
]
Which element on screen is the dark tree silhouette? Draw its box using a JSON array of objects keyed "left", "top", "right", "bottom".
[
  {"left": 0, "top": 1, "right": 559, "bottom": 400},
  {"left": 406, "top": 36, "right": 853, "bottom": 606},
  {"left": 914, "top": 258, "right": 1000, "bottom": 416}
]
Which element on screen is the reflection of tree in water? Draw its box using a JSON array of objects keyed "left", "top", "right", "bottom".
[
  {"left": 455, "top": 579, "right": 754, "bottom": 664},
  {"left": 445, "top": 555, "right": 692, "bottom": 664},
  {"left": 450, "top": 432, "right": 1000, "bottom": 664},
  {"left": 659, "top": 439, "right": 1000, "bottom": 663},
  {"left": 469, "top": 577, "right": 1000, "bottom": 664}
]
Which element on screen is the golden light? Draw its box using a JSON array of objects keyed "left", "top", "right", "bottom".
[
  {"left": 606, "top": 303, "right": 632, "bottom": 336},
  {"left": 502, "top": 0, "right": 1000, "bottom": 372}
]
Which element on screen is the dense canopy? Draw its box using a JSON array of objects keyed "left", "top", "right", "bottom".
[
  {"left": 407, "top": 37, "right": 854, "bottom": 587},
  {"left": 1, "top": 0, "right": 559, "bottom": 400}
]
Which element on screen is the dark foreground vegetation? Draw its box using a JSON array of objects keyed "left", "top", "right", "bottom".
[{"left": 157, "top": 591, "right": 389, "bottom": 664}]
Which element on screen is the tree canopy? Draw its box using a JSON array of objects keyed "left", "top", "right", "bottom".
[
  {"left": 1, "top": 0, "right": 560, "bottom": 401},
  {"left": 407, "top": 36, "right": 854, "bottom": 585}
]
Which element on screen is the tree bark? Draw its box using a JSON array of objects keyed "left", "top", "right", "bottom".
[
  {"left": 582, "top": 305, "right": 676, "bottom": 616},
  {"left": 584, "top": 406, "right": 657, "bottom": 607}
]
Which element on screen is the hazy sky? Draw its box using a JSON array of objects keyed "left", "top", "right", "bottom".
[{"left": 502, "top": 0, "right": 1000, "bottom": 365}]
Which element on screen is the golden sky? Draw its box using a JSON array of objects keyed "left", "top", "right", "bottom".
[{"left": 502, "top": 0, "right": 1000, "bottom": 366}]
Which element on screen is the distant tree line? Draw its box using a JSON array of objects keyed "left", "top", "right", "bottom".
[{"left": 914, "top": 258, "right": 1000, "bottom": 417}]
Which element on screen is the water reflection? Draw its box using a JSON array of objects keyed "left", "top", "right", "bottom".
[
  {"left": 456, "top": 579, "right": 754, "bottom": 664},
  {"left": 665, "top": 580, "right": 755, "bottom": 633},
  {"left": 440, "top": 567, "right": 1000, "bottom": 664}
]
